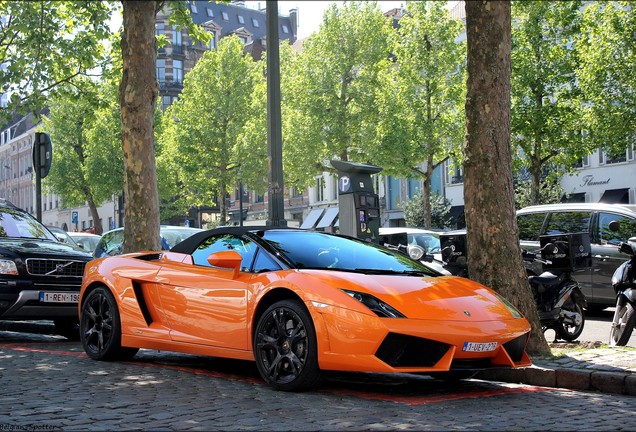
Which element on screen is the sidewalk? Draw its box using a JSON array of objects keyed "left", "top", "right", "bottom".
[{"left": 475, "top": 341, "right": 636, "bottom": 395}]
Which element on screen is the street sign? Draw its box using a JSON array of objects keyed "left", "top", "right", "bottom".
[{"left": 72, "top": 211, "right": 78, "bottom": 224}]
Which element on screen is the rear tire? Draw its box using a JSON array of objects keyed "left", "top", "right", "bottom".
[
  {"left": 610, "top": 302, "right": 635, "bottom": 347},
  {"left": 80, "top": 286, "right": 138, "bottom": 361},
  {"left": 556, "top": 299, "right": 585, "bottom": 342},
  {"left": 253, "top": 299, "right": 322, "bottom": 391}
]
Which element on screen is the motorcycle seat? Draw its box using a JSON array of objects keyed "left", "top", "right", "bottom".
[{"left": 529, "top": 272, "right": 562, "bottom": 286}]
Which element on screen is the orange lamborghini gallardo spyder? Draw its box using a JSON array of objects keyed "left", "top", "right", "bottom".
[{"left": 79, "top": 227, "right": 532, "bottom": 391}]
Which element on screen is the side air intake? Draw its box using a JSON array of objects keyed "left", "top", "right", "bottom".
[{"left": 375, "top": 333, "right": 451, "bottom": 367}]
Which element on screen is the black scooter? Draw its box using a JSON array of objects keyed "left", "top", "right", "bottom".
[
  {"left": 522, "top": 243, "right": 587, "bottom": 342},
  {"left": 609, "top": 236, "right": 636, "bottom": 346},
  {"left": 440, "top": 232, "right": 588, "bottom": 342}
]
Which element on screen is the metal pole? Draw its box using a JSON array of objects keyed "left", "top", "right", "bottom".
[
  {"left": 239, "top": 181, "right": 244, "bottom": 227},
  {"left": 265, "top": 0, "right": 287, "bottom": 227}
]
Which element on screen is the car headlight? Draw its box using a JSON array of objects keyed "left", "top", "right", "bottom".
[
  {"left": 341, "top": 289, "right": 406, "bottom": 318},
  {"left": 0, "top": 259, "right": 18, "bottom": 275}
]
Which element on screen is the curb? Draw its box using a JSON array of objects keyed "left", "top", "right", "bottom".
[{"left": 474, "top": 365, "right": 636, "bottom": 396}]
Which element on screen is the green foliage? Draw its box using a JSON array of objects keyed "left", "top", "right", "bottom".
[
  {"left": 375, "top": 1, "right": 466, "bottom": 179},
  {"left": 578, "top": 1, "right": 636, "bottom": 155},
  {"left": 402, "top": 192, "right": 453, "bottom": 229},
  {"left": 40, "top": 77, "right": 123, "bottom": 210},
  {"left": 165, "top": 0, "right": 211, "bottom": 46},
  {"left": 161, "top": 36, "right": 263, "bottom": 220},
  {"left": 282, "top": 1, "right": 394, "bottom": 186},
  {"left": 514, "top": 178, "right": 564, "bottom": 210},
  {"left": 510, "top": 0, "right": 589, "bottom": 202},
  {"left": 0, "top": 1, "right": 114, "bottom": 119}
]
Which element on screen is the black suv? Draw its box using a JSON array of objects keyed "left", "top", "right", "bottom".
[{"left": 0, "top": 200, "right": 92, "bottom": 338}]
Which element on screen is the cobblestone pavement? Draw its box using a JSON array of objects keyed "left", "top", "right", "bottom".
[{"left": 1, "top": 323, "right": 636, "bottom": 431}]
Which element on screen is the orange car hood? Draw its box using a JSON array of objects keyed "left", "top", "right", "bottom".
[{"left": 303, "top": 271, "right": 517, "bottom": 322}]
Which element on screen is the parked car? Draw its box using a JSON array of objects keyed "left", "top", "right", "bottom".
[
  {"left": 378, "top": 227, "right": 449, "bottom": 275},
  {"left": 517, "top": 203, "right": 636, "bottom": 310},
  {"left": 93, "top": 225, "right": 203, "bottom": 258},
  {"left": 67, "top": 232, "right": 101, "bottom": 253},
  {"left": 0, "top": 200, "right": 93, "bottom": 339},
  {"left": 46, "top": 226, "right": 80, "bottom": 248},
  {"left": 79, "top": 226, "right": 531, "bottom": 391}
]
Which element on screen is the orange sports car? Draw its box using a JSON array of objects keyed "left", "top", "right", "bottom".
[{"left": 79, "top": 227, "right": 532, "bottom": 391}]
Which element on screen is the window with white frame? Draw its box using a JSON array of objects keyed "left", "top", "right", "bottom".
[
  {"left": 190, "top": 3, "right": 197, "bottom": 13},
  {"left": 252, "top": 18, "right": 259, "bottom": 27},
  {"left": 238, "top": 15, "right": 244, "bottom": 24},
  {"left": 172, "top": 27, "right": 182, "bottom": 46},
  {"left": 206, "top": 8, "right": 213, "bottom": 17},
  {"left": 600, "top": 144, "right": 634, "bottom": 165},
  {"left": 282, "top": 24, "right": 289, "bottom": 34},
  {"left": 173, "top": 60, "right": 183, "bottom": 84},
  {"left": 156, "top": 59, "right": 166, "bottom": 84},
  {"left": 315, "top": 177, "right": 325, "bottom": 202},
  {"left": 445, "top": 161, "right": 464, "bottom": 184},
  {"left": 222, "top": 11, "right": 229, "bottom": 21}
]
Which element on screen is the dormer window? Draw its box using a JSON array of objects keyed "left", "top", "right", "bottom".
[
  {"left": 238, "top": 15, "right": 244, "bottom": 24},
  {"left": 282, "top": 24, "right": 289, "bottom": 34}
]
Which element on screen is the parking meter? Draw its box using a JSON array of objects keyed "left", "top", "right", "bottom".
[{"left": 331, "top": 160, "right": 382, "bottom": 243}]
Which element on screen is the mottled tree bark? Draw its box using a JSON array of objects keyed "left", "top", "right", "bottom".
[
  {"left": 119, "top": 1, "right": 162, "bottom": 253},
  {"left": 464, "top": 1, "right": 549, "bottom": 355}
]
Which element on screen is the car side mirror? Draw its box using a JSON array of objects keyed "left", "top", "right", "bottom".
[
  {"left": 608, "top": 220, "right": 621, "bottom": 232},
  {"left": 207, "top": 250, "right": 242, "bottom": 278}
]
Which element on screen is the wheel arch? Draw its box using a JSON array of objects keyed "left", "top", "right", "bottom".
[
  {"left": 80, "top": 280, "right": 114, "bottom": 309},
  {"left": 251, "top": 288, "right": 305, "bottom": 340}
]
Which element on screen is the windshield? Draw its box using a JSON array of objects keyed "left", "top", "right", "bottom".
[
  {"left": 0, "top": 208, "right": 57, "bottom": 241},
  {"left": 262, "top": 230, "right": 437, "bottom": 275},
  {"left": 409, "top": 233, "right": 441, "bottom": 254}
]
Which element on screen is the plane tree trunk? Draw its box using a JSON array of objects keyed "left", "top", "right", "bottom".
[
  {"left": 118, "top": 1, "right": 162, "bottom": 253},
  {"left": 463, "top": 0, "right": 549, "bottom": 355}
]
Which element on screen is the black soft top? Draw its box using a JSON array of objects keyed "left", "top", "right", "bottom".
[{"left": 170, "top": 225, "right": 298, "bottom": 255}]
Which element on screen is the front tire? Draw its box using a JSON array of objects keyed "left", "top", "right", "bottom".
[
  {"left": 610, "top": 301, "right": 635, "bottom": 347},
  {"left": 253, "top": 299, "right": 322, "bottom": 391},
  {"left": 80, "top": 286, "right": 138, "bottom": 361}
]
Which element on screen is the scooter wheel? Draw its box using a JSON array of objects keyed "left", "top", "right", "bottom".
[
  {"left": 610, "top": 302, "right": 635, "bottom": 347},
  {"left": 556, "top": 299, "right": 585, "bottom": 342}
]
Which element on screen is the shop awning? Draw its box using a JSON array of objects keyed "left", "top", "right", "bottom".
[
  {"left": 599, "top": 188, "right": 629, "bottom": 204},
  {"left": 300, "top": 208, "right": 324, "bottom": 229},
  {"left": 315, "top": 207, "right": 339, "bottom": 229},
  {"left": 561, "top": 192, "right": 586, "bottom": 203}
]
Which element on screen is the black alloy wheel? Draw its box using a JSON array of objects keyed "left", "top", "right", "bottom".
[
  {"left": 80, "top": 286, "right": 138, "bottom": 361},
  {"left": 254, "top": 299, "right": 322, "bottom": 391},
  {"left": 610, "top": 302, "right": 636, "bottom": 347}
]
